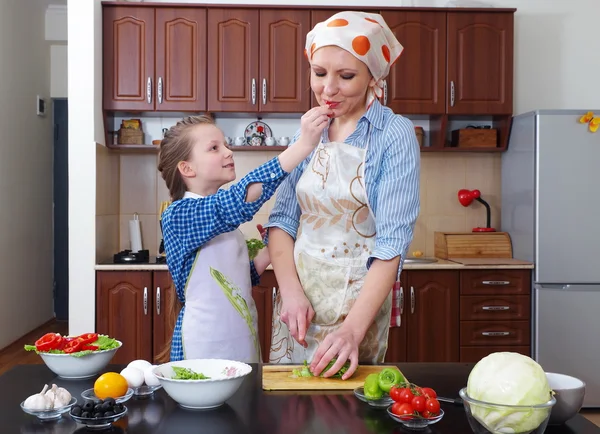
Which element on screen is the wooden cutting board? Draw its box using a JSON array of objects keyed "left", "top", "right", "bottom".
[{"left": 262, "top": 364, "right": 397, "bottom": 391}]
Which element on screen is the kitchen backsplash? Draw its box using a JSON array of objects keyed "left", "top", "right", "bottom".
[{"left": 96, "top": 115, "right": 501, "bottom": 262}]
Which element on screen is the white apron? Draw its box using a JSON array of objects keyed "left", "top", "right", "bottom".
[
  {"left": 181, "top": 194, "right": 261, "bottom": 363},
  {"left": 269, "top": 138, "right": 392, "bottom": 364}
]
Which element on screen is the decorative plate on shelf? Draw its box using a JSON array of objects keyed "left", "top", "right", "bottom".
[{"left": 244, "top": 121, "right": 273, "bottom": 146}]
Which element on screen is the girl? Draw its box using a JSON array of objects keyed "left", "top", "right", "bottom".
[{"left": 156, "top": 111, "right": 331, "bottom": 363}]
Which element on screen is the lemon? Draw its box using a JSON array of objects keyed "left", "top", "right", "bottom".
[
  {"left": 412, "top": 250, "right": 423, "bottom": 258},
  {"left": 94, "top": 372, "right": 128, "bottom": 399}
]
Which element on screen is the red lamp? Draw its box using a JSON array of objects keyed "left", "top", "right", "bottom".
[{"left": 458, "top": 189, "right": 496, "bottom": 232}]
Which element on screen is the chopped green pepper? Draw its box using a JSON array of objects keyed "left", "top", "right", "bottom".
[
  {"left": 364, "top": 373, "right": 383, "bottom": 400},
  {"left": 377, "top": 367, "right": 406, "bottom": 392}
]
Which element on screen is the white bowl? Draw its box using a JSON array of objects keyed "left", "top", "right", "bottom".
[
  {"left": 152, "top": 359, "right": 252, "bottom": 409},
  {"left": 39, "top": 341, "right": 122, "bottom": 379},
  {"left": 546, "top": 372, "right": 586, "bottom": 425}
]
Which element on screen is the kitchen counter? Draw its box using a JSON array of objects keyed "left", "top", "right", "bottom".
[
  {"left": 95, "top": 257, "right": 534, "bottom": 271},
  {"left": 3, "top": 363, "right": 596, "bottom": 434}
]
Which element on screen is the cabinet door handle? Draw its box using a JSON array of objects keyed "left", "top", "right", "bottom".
[
  {"left": 262, "top": 78, "right": 267, "bottom": 105},
  {"left": 481, "top": 331, "right": 510, "bottom": 337},
  {"left": 156, "top": 287, "right": 161, "bottom": 315},
  {"left": 143, "top": 287, "right": 148, "bottom": 315},
  {"left": 157, "top": 77, "right": 163, "bottom": 104},
  {"left": 251, "top": 78, "right": 256, "bottom": 105},
  {"left": 410, "top": 286, "right": 415, "bottom": 314},
  {"left": 272, "top": 287, "right": 276, "bottom": 308},
  {"left": 383, "top": 80, "right": 388, "bottom": 105},
  {"left": 482, "top": 305, "right": 509, "bottom": 311},
  {"left": 482, "top": 280, "right": 511, "bottom": 286},
  {"left": 399, "top": 286, "right": 403, "bottom": 315},
  {"left": 450, "top": 80, "right": 455, "bottom": 107},
  {"left": 146, "top": 77, "right": 152, "bottom": 104}
]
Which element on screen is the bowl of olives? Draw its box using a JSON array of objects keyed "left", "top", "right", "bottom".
[{"left": 70, "top": 397, "right": 127, "bottom": 429}]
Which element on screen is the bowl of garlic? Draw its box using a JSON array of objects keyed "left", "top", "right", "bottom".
[{"left": 21, "top": 383, "right": 77, "bottom": 421}]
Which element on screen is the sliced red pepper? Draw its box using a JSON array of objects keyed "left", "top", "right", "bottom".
[
  {"left": 63, "top": 338, "right": 84, "bottom": 354},
  {"left": 81, "top": 344, "right": 99, "bottom": 351},
  {"left": 75, "top": 333, "right": 99, "bottom": 345},
  {"left": 35, "top": 333, "right": 63, "bottom": 352}
]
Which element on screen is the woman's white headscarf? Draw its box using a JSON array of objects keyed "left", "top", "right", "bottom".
[{"left": 305, "top": 11, "right": 404, "bottom": 108}]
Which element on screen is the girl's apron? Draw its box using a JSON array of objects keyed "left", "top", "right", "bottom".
[
  {"left": 269, "top": 137, "right": 392, "bottom": 364},
  {"left": 180, "top": 197, "right": 261, "bottom": 362}
]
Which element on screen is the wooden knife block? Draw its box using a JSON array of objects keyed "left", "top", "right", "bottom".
[{"left": 434, "top": 231, "right": 513, "bottom": 259}]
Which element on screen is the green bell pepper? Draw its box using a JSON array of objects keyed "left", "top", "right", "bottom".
[
  {"left": 364, "top": 373, "right": 383, "bottom": 400},
  {"left": 377, "top": 367, "right": 406, "bottom": 393}
]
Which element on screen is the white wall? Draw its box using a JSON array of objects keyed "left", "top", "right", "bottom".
[
  {"left": 69, "top": 0, "right": 600, "bottom": 333},
  {"left": 0, "top": 0, "right": 56, "bottom": 348}
]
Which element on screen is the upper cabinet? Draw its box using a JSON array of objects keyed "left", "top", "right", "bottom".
[
  {"left": 382, "top": 10, "right": 513, "bottom": 116},
  {"left": 206, "top": 9, "right": 310, "bottom": 113},
  {"left": 103, "top": 6, "right": 207, "bottom": 112}
]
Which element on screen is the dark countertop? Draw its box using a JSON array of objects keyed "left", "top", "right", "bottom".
[{"left": 3, "top": 363, "right": 598, "bottom": 434}]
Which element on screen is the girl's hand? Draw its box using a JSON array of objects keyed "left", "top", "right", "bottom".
[
  {"left": 279, "top": 286, "right": 315, "bottom": 347},
  {"left": 309, "top": 326, "right": 360, "bottom": 380},
  {"left": 299, "top": 106, "right": 333, "bottom": 148}
]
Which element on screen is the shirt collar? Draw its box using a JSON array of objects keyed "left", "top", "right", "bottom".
[
  {"left": 360, "top": 98, "right": 385, "bottom": 131},
  {"left": 183, "top": 191, "right": 204, "bottom": 199}
]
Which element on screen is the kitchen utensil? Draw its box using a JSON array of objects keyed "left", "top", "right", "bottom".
[
  {"left": 459, "top": 387, "right": 556, "bottom": 434},
  {"left": 386, "top": 406, "right": 444, "bottom": 429},
  {"left": 262, "top": 365, "right": 393, "bottom": 391},
  {"left": 437, "top": 395, "right": 464, "bottom": 406},
  {"left": 224, "top": 136, "right": 232, "bottom": 145},
  {"left": 234, "top": 137, "right": 245, "bottom": 146},
  {"left": 37, "top": 341, "right": 122, "bottom": 379},
  {"left": 278, "top": 136, "right": 290, "bottom": 146},
  {"left": 129, "top": 213, "right": 143, "bottom": 252},
  {"left": 545, "top": 372, "right": 586, "bottom": 425},
  {"left": 265, "top": 137, "right": 276, "bottom": 146},
  {"left": 70, "top": 405, "right": 128, "bottom": 430}
]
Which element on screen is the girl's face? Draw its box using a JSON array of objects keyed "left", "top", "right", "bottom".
[
  {"left": 178, "top": 124, "right": 235, "bottom": 194},
  {"left": 310, "top": 46, "right": 375, "bottom": 118}
]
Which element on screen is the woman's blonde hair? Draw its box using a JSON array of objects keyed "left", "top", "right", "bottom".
[
  {"left": 155, "top": 114, "right": 214, "bottom": 363},
  {"left": 157, "top": 114, "right": 215, "bottom": 202}
]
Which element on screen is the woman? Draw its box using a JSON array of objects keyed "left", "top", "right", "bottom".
[{"left": 265, "top": 11, "right": 420, "bottom": 379}]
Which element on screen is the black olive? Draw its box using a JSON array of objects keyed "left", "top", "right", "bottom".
[
  {"left": 71, "top": 406, "right": 82, "bottom": 416},
  {"left": 104, "top": 411, "right": 115, "bottom": 417},
  {"left": 114, "top": 404, "right": 124, "bottom": 414},
  {"left": 82, "top": 402, "right": 94, "bottom": 411},
  {"left": 103, "top": 397, "right": 116, "bottom": 406},
  {"left": 93, "top": 412, "right": 104, "bottom": 418},
  {"left": 94, "top": 404, "right": 103, "bottom": 412},
  {"left": 81, "top": 411, "right": 91, "bottom": 418}
]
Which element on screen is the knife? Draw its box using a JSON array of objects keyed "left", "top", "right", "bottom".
[{"left": 437, "top": 396, "right": 463, "bottom": 406}]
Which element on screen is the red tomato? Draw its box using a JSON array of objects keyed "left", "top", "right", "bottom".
[
  {"left": 422, "top": 411, "right": 433, "bottom": 419},
  {"left": 393, "top": 403, "right": 415, "bottom": 420},
  {"left": 411, "top": 395, "right": 426, "bottom": 413},
  {"left": 420, "top": 387, "right": 437, "bottom": 399},
  {"left": 391, "top": 402, "right": 404, "bottom": 415},
  {"left": 390, "top": 386, "right": 403, "bottom": 402},
  {"left": 426, "top": 398, "right": 441, "bottom": 414},
  {"left": 399, "top": 388, "right": 415, "bottom": 404}
]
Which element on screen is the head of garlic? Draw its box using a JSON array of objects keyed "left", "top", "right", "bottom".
[
  {"left": 23, "top": 384, "right": 54, "bottom": 411},
  {"left": 45, "top": 384, "right": 72, "bottom": 408}
]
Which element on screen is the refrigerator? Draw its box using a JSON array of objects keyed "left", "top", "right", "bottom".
[{"left": 502, "top": 109, "right": 600, "bottom": 407}]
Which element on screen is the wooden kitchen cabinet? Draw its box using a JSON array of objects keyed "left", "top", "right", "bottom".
[
  {"left": 207, "top": 9, "right": 310, "bottom": 113},
  {"left": 252, "top": 270, "right": 277, "bottom": 363},
  {"left": 103, "top": 6, "right": 207, "bottom": 112},
  {"left": 96, "top": 270, "right": 176, "bottom": 364}
]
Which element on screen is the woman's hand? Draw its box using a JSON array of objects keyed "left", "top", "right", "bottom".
[
  {"left": 279, "top": 286, "right": 315, "bottom": 347},
  {"left": 309, "top": 326, "right": 360, "bottom": 380},
  {"left": 299, "top": 106, "right": 333, "bottom": 147}
]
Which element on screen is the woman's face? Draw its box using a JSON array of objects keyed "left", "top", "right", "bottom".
[{"left": 310, "top": 46, "right": 375, "bottom": 118}]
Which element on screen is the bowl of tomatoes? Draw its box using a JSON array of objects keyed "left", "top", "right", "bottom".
[
  {"left": 24, "top": 332, "right": 122, "bottom": 379},
  {"left": 387, "top": 383, "right": 444, "bottom": 429}
]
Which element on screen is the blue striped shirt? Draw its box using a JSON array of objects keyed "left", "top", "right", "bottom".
[
  {"left": 265, "top": 99, "right": 420, "bottom": 273},
  {"left": 161, "top": 157, "right": 288, "bottom": 361}
]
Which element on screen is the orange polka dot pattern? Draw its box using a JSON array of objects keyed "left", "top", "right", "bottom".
[{"left": 305, "top": 11, "right": 404, "bottom": 108}]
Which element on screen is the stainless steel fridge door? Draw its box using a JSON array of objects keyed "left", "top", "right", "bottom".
[
  {"left": 536, "top": 112, "right": 600, "bottom": 283},
  {"left": 535, "top": 283, "right": 600, "bottom": 407}
]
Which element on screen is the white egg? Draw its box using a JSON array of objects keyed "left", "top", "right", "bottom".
[
  {"left": 120, "top": 366, "right": 144, "bottom": 388},
  {"left": 127, "top": 359, "right": 153, "bottom": 372},
  {"left": 143, "top": 365, "right": 161, "bottom": 387}
]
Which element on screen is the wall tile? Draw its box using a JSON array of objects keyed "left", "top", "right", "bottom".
[
  {"left": 96, "top": 215, "right": 120, "bottom": 263},
  {"left": 96, "top": 144, "right": 120, "bottom": 216},
  {"left": 120, "top": 154, "right": 157, "bottom": 215}
]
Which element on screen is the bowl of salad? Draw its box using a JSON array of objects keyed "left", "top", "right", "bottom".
[
  {"left": 152, "top": 359, "right": 252, "bottom": 409},
  {"left": 24, "top": 333, "right": 122, "bottom": 379}
]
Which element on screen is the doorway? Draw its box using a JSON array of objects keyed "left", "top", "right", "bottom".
[{"left": 53, "top": 99, "right": 68, "bottom": 321}]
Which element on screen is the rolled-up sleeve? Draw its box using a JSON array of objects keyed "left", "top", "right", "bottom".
[
  {"left": 264, "top": 130, "right": 308, "bottom": 242},
  {"left": 369, "top": 117, "right": 420, "bottom": 271}
]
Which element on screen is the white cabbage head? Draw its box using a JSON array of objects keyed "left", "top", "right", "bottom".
[{"left": 466, "top": 352, "right": 554, "bottom": 434}]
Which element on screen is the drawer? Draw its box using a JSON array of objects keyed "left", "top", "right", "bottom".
[
  {"left": 460, "top": 270, "right": 531, "bottom": 295},
  {"left": 460, "top": 345, "right": 531, "bottom": 363},
  {"left": 460, "top": 295, "right": 530, "bottom": 321},
  {"left": 460, "top": 320, "right": 530, "bottom": 346}
]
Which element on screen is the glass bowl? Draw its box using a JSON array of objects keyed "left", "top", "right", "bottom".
[
  {"left": 70, "top": 405, "right": 128, "bottom": 430},
  {"left": 459, "top": 387, "right": 557, "bottom": 434},
  {"left": 353, "top": 387, "right": 394, "bottom": 409},
  {"left": 132, "top": 384, "right": 162, "bottom": 397},
  {"left": 81, "top": 387, "right": 133, "bottom": 404},
  {"left": 386, "top": 405, "right": 444, "bottom": 430},
  {"left": 21, "top": 397, "right": 77, "bottom": 421}
]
